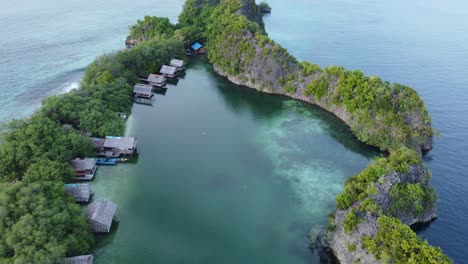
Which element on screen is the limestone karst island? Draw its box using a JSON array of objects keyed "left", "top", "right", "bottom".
[{"left": 1, "top": 0, "right": 467, "bottom": 263}]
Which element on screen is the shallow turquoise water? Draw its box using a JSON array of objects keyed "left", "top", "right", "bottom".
[
  {"left": 263, "top": 0, "right": 468, "bottom": 261},
  {"left": 90, "top": 59, "right": 375, "bottom": 263},
  {"left": 1, "top": 0, "right": 468, "bottom": 262}
]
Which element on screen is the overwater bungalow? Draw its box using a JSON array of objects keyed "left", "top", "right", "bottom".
[
  {"left": 133, "top": 84, "right": 154, "bottom": 105},
  {"left": 147, "top": 73, "right": 167, "bottom": 88},
  {"left": 87, "top": 199, "right": 118, "bottom": 233},
  {"left": 91, "top": 137, "right": 105, "bottom": 149},
  {"left": 93, "top": 136, "right": 137, "bottom": 157},
  {"left": 71, "top": 158, "right": 97, "bottom": 181},
  {"left": 65, "top": 183, "right": 92, "bottom": 203},
  {"left": 169, "top": 59, "right": 185, "bottom": 72},
  {"left": 64, "top": 255, "right": 93, "bottom": 264},
  {"left": 104, "top": 136, "right": 137, "bottom": 156},
  {"left": 191, "top": 42, "right": 206, "bottom": 55},
  {"left": 159, "top": 65, "right": 178, "bottom": 78},
  {"left": 133, "top": 84, "right": 153, "bottom": 98}
]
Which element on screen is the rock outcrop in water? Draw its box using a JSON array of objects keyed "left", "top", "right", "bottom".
[
  {"left": 178, "top": 0, "right": 449, "bottom": 263},
  {"left": 329, "top": 162, "right": 438, "bottom": 263}
]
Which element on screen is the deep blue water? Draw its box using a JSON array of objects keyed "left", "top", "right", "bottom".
[
  {"left": 1, "top": 0, "right": 467, "bottom": 262},
  {"left": 263, "top": 0, "right": 468, "bottom": 261}
]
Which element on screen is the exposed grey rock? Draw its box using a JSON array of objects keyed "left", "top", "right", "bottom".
[
  {"left": 212, "top": 37, "right": 432, "bottom": 152},
  {"left": 209, "top": 3, "right": 437, "bottom": 263},
  {"left": 372, "top": 164, "right": 437, "bottom": 226},
  {"left": 329, "top": 210, "right": 380, "bottom": 264},
  {"left": 236, "top": 0, "right": 265, "bottom": 29},
  {"left": 327, "top": 164, "right": 437, "bottom": 264}
]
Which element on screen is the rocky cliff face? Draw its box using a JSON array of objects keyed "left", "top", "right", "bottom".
[
  {"left": 203, "top": 1, "right": 440, "bottom": 263},
  {"left": 207, "top": 6, "right": 433, "bottom": 153},
  {"left": 235, "top": 0, "right": 264, "bottom": 29},
  {"left": 329, "top": 210, "right": 380, "bottom": 264},
  {"left": 372, "top": 164, "right": 437, "bottom": 226},
  {"left": 212, "top": 41, "right": 433, "bottom": 153},
  {"left": 328, "top": 163, "right": 437, "bottom": 263}
]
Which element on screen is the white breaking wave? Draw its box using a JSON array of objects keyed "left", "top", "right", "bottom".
[{"left": 61, "top": 81, "right": 80, "bottom": 94}]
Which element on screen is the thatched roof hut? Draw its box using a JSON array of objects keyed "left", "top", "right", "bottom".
[
  {"left": 87, "top": 199, "right": 117, "bottom": 233},
  {"left": 133, "top": 84, "right": 154, "bottom": 99},
  {"left": 169, "top": 59, "right": 185, "bottom": 71},
  {"left": 91, "top": 138, "right": 105, "bottom": 149},
  {"left": 147, "top": 73, "right": 166, "bottom": 87},
  {"left": 65, "top": 183, "right": 92, "bottom": 203},
  {"left": 65, "top": 255, "right": 93, "bottom": 264},
  {"left": 159, "top": 65, "right": 178, "bottom": 78},
  {"left": 95, "top": 136, "right": 138, "bottom": 157},
  {"left": 71, "top": 158, "right": 97, "bottom": 180},
  {"left": 104, "top": 136, "right": 137, "bottom": 153}
]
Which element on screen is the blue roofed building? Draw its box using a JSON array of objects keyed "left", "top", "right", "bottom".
[{"left": 191, "top": 42, "right": 205, "bottom": 54}]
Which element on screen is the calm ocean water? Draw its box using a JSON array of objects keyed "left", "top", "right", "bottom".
[
  {"left": 1, "top": 0, "right": 467, "bottom": 262},
  {"left": 263, "top": 0, "right": 468, "bottom": 261}
]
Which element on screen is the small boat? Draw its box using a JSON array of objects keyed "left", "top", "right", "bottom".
[
  {"left": 116, "top": 158, "right": 128, "bottom": 163},
  {"left": 96, "top": 158, "right": 118, "bottom": 165}
]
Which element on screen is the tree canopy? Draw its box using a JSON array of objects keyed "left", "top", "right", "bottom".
[{"left": 0, "top": 18, "right": 185, "bottom": 262}]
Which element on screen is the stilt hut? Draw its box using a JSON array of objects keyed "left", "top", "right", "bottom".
[
  {"left": 147, "top": 73, "right": 167, "bottom": 88},
  {"left": 133, "top": 84, "right": 154, "bottom": 105},
  {"left": 94, "top": 136, "right": 137, "bottom": 157},
  {"left": 159, "top": 65, "right": 178, "bottom": 78},
  {"left": 71, "top": 158, "right": 97, "bottom": 180},
  {"left": 103, "top": 136, "right": 137, "bottom": 156},
  {"left": 191, "top": 42, "right": 206, "bottom": 55},
  {"left": 169, "top": 59, "right": 185, "bottom": 72},
  {"left": 87, "top": 199, "right": 117, "bottom": 233},
  {"left": 65, "top": 255, "right": 93, "bottom": 264},
  {"left": 65, "top": 184, "right": 92, "bottom": 203}
]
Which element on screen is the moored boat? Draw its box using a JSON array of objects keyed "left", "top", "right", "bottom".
[{"left": 96, "top": 158, "right": 118, "bottom": 165}]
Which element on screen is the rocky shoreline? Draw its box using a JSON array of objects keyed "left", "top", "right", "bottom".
[
  {"left": 202, "top": 1, "right": 446, "bottom": 262},
  {"left": 214, "top": 58, "right": 438, "bottom": 264},
  {"left": 123, "top": 0, "right": 449, "bottom": 262}
]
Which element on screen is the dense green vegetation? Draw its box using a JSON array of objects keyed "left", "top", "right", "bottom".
[
  {"left": 258, "top": 1, "right": 271, "bottom": 12},
  {"left": 0, "top": 182, "right": 94, "bottom": 263},
  {"left": 389, "top": 183, "right": 437, "bottom": 217},
  {"left": 127, "top": 16, "right": 175, "bottom": 43},
  {"left": 192, "top": 0, "right": 433, "bottom": 152},
  {"left": 0, "top": 0, "right": 447, "bottom": 263},
  {"left": 43, "top": 38, "right": 185, "bottom": 138},
  {"left": 331, "top": 71, "right": 432, "bottom": 151},
  {"left": 361, "top": 216, "right": 451, "bottom": 263},
  {"left": 0, "top": 19, "right": 185, "bottom": 262},
  {"left": 303, "top": 66, "right": 433, "bottom": 151},
  {"left": 177, "top": 0, "right": 219, "bottom": 45},
  {"left": 304, "top": 77, "right": 328, "bottom": 99},
  {"left": 0, "top": 115, "right": 95, "bottom": 181},
  {"left": 205, "top": 1, "right": 262, "bottom": 75},
  {"left": 343, "top": 209, "right": 363, "bottom": 234},
  {"left": 334, "top": 146, "right": 435, "bottom": 215},
  {"left": 176, "top": 0, "right": 448, "bottom": 262}
]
